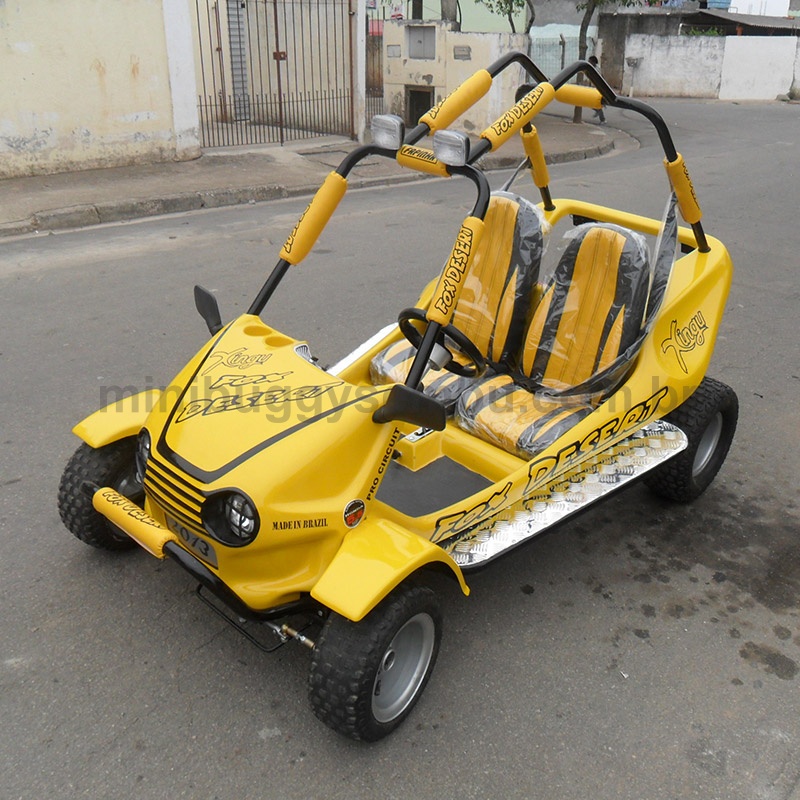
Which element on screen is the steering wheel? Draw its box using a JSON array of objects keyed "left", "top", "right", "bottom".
[{"left": 398, "top": 308, "right": 487, "bottom": 378}]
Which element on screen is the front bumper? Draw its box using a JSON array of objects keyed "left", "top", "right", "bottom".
[
  {"left": 91, "top": 486, "right": 312, "bottom": 621},
  {"left": 92, "top": 486, "right": 178, "bottom": 557}
]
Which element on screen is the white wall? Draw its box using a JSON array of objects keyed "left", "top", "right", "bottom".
[
  {"left": 719, "top": 37, "right": 798, "bottom": 99},
  {"left": 624, "top": 34, "right": 724, "bottom": 98},
  {"left": 457, "top": 0, "right": 594, "bottom": 34},
  {"left": 794, "top": 39, "right": 800, "bottom": 96},
  {"left": 621, "top": 34, "right": 800, "bottom": 100},
  {"left": 163, "top": 0, "right": 201, "bottom": 156},
  {"left": 736, "top": 0, "right": 789, "bottom": 14}
]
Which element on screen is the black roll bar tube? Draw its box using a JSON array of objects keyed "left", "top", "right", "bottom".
[
  {"left": 549, "top": 61, "right": 708, "bottom": 251},
  {"left": 403, "top": 50, "right": 549, "bottom": 148},
  {"left": 249, "top": 145, "right": 490, "bottom": 320},
  {"left": 248, "top": 144, "right": 398, "bottom": 316}
]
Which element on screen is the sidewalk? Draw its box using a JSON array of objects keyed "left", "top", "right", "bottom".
[{"left": 0, "top": 113, "right": 617, "bottom": 238}]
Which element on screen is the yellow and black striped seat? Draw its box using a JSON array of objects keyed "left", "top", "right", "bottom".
[
  {"left": 457, "top": 223, "right": 652, "bottom": 458},
  {"left": 370, "top": 192, "right": 548, "bottom": 407}
]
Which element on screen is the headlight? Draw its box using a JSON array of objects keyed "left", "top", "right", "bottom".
[
  {"left": 135, "top": 429, "right": 151, "bottom": 484},
  {"left": 202, "top": 491, "right": 260, "bottom": 546},
  {"left": 371, "top": 114, "right": 405, "bottom": 150},
  {"left": 225, "top": 494, "right": 257, "bottom": 539},
  {"left": 432, "top": 129, "right": 470, "bottom": 167}
]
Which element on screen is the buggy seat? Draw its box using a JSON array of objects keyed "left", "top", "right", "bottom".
[
  {"left": 370, "top": 192, "right": 548, "bottom": 408},
  {"left": 456, "top": 222, "right": 653, "bottom": 458}
]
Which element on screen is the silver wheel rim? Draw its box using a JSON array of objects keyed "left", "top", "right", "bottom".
[
  {"left": 372, "top": 612, "right": 435, "bottom": 724},
  {"left": 693, "top": 412, "right": 723, "bottom": 477}
]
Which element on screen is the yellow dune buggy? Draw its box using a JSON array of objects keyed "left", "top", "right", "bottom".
[{"left": 59, "top": 53, "right": 737, "bottom": 741}]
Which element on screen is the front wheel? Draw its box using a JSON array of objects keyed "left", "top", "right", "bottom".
[
  {"left": 308, "top": 581, "right": 442, "bottom": 741},
  {"left": 58, "top": 438, "right": 142, "bottom": 550},
  {"left": 645, "top": 377, "right": 738, "bottom": 503}
]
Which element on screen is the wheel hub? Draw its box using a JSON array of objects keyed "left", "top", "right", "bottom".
[
  {"left": 372, "top": 612, "right": 435, "bottom": 723},
  {"left": 693, "top": 411, "right": 723, "bottom": 477}
]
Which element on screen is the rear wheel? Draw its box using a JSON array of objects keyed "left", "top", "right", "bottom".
[
  {"left": 58, "top": 438, "right": 142, "bottom": 550},
  {"left": 308, "top": 581, "right": 442, "bottom": 741},
  {"left": 645, "top": 377, "right": 738, "bottom": 503}
]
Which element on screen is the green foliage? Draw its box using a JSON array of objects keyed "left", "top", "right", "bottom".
[
  {"left": 576, "top": 0, "right": 639, "bottom": 9},
  {"left": 682, "top": 25, "right": 725, "bottom": 35},
  {"left": 475, "top": 0, "right": 523, "bottom": 14},
  {"left": 475, "top": 0, "right": 535, "bottom": 33}
]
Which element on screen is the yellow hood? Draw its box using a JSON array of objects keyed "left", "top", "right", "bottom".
[{"left": 153, "top": 316, "right": 385, "bottom": 483}]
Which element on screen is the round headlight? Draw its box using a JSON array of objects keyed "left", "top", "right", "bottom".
[
  {"left": 135, "top": 429, "right": 151, "bottom": 484},
  {"left": 202, "top": 491, "right": 259, "bottom": 546},
  {"left": 225, "top": 494, "right": 257, "bottom": 539}
]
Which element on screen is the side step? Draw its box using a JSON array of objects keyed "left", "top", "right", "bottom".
[{"left": 443, "top": 421, "right": 687, "bottom": 569}]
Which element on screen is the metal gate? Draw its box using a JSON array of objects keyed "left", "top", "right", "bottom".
[
  {"left": 529, "top": 37, "right": 595, "bottom": 78},
  {"left": 365, "top": 3, "right": 385, "bottom": 122},
  {"left": 194, "top": 0, "right": 355, "bottom": 147}
]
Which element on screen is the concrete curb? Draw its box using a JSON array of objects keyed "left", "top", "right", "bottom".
[
  {"left": 0, "top": 187, "right": 294, "bottom": 238},
  {"left": 0, "top": 136, "right": 616, "bottom": 239},
  {"left": 476, "top": 138, "right": 615, "bottom": 171}
]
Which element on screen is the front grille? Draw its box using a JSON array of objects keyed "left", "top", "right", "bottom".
[{"left": 144, "top": 454, "right": 206, "bottom": 535}]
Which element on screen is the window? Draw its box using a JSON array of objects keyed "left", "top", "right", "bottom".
[{"left": 407, "top": 26, "right": 435, "bottom": 60}]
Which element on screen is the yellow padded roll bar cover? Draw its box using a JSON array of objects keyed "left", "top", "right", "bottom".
[
  {"left": 480, "top": 82, "right": 556, "bottom": 151},
  {"left": 520, "top": 127, "right": 549, "bottom": 189},
  {"left": 665, "top": 153, "right": 703, "bottom": 224},
  {"left": 397, "top": 145, "right": 451, "bottom": 177},
  {"left": 428, "top": 217, "right": 485, "bottom": 326},
  {"left": 419, "top": 69, "right": 493, "bottom": 132},
  {"left": 280, "top": 171, "right": 348, "bottom": 264},
  {"left": 554, "top": 84, "right": 603, "bottom": 109}
]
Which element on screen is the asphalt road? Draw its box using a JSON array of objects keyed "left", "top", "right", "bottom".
[{"left": 1, "top": 99, "right": 798, "bottom": 800}]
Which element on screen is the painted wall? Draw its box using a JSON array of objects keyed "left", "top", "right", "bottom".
[
  {"left": 383, "top": 21, "right": 529, "bottom": 132},
  {"left": 620, "top": 34, "right": 800, "bottom": 100},
  {"left": 623, "top": 34, "right": 724, "bottom": 98},
  {"left": 597, "top": 11, "right": 683, "bottom": 90},
  {"left": 794, "top": 39, "right": 800, "bottom": 96},
  {"left": 736, "top": 0, "right": 788, "bottom": 15},
  {"left": 458, "top": 1, "right": 527, "bottom": 33},
  {"left": 718, "top": 37, "right": 798, "bottom": 99},
  {"left": 387, "top": 0, "right": 592, "bottom": 36},
  {"left": 368, "top": 0, "right": 526, "bottom": 35},
  {"left": 0, "top": 0, "right": 200, "bottom": 179}
]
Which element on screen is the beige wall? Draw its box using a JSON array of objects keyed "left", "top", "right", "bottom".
[
  {"left": 0, "top": 0, "right": 200, "bottom": 178},
  {"left": 383, "top": 22, "right": 529, "bottom": 135}
]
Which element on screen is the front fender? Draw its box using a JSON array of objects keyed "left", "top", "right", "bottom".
[
  {"left": 72, "top": 389, "right": 162, "bottom": 448},
  {"left": 311, "top": 519, "right": 470, "bottom": 622}
]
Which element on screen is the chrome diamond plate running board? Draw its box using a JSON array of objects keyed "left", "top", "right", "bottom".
[{"left": 443, "top": 421, "right": 688, "bottom": 569}]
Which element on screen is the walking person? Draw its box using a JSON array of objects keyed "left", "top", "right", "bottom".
[{"left": 588, "top": 55, "right": 606, "bottom": 124}]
